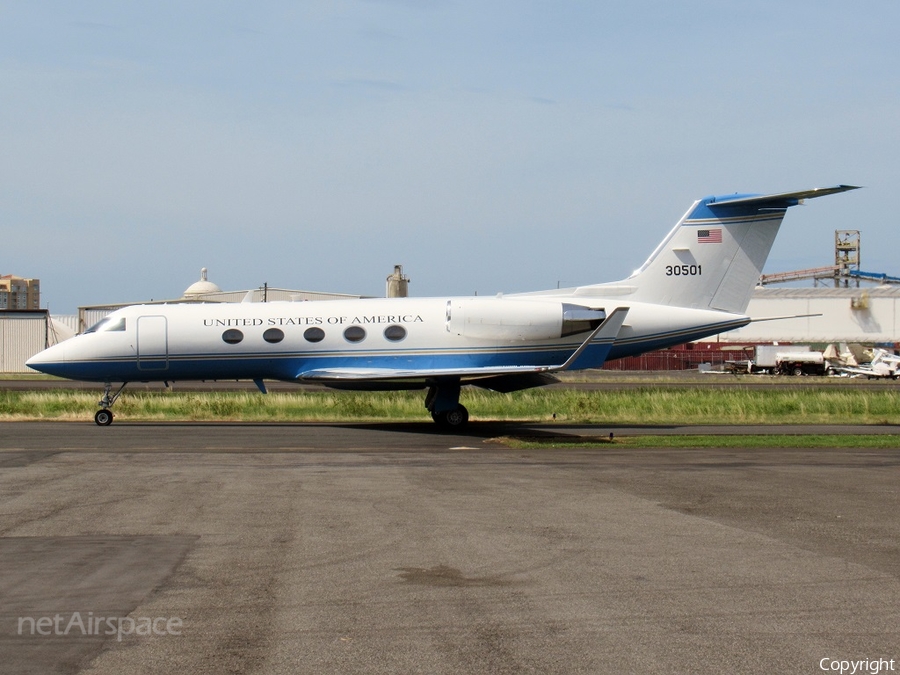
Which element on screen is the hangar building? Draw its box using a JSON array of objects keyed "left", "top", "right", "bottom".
[{"left": 711, "top": 286, "right": 900, "bottom": 344}]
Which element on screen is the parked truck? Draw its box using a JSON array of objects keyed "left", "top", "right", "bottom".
[
  {"left": 745, "top": 345, "right": 812, "bottom": 374},
  {"left": 775, "top": 351, "right": 826, "bottom": 376}
]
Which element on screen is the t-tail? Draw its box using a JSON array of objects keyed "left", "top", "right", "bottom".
[{"left": 592, "top": 185, "right": 860, "bottom": 314}]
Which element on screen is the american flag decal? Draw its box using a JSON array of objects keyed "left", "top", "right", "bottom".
[{"left": 697, "top": 228, "right": 723, "bottom": 244}]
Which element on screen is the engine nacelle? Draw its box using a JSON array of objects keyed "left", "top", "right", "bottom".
[{"left": 446, "top": 298, "right": 605, "bottom": 341}]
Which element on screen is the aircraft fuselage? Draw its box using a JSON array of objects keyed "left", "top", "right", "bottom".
[{"left": 28, "top": 297, "right": 746, "bottom": 384}]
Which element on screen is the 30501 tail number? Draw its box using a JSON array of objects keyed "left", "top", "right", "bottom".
[{"left": 666, "top": 264, "right": 702, "bottom": 276}]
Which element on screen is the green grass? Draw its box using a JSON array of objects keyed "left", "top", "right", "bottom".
[
  {"left": 2, "top": 386, "right": 900, "bottom": 425},
  {"left": 0, "top": 390, "right": 426, "bottom": 422}
]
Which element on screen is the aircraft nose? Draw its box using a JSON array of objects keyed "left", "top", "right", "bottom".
[{"left": 25, "top": 343, "right": 67, "bottom": 374}]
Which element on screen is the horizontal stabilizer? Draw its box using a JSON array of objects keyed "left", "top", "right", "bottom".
[
  {"left": 749, "top": 313, "right": 823, "bottom": 323},
  {"left": 710, "top": 185, "right": 860, "bottom": 209}
]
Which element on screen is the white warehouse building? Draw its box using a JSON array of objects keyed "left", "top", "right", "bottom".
[{"left": 713, "top": 286, "right": 900, "bottom": 345}]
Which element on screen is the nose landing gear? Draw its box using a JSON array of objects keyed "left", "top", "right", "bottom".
[
  {"left": 95, "top": 382, "right": 128, "bottom": 426},
  {"left": 94, "top": 408, "right": 114, "bottom": 426}
]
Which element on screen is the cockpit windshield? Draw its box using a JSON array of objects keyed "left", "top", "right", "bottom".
[{"left": 83, "top": 317, "right": 126, "bottom": 334}]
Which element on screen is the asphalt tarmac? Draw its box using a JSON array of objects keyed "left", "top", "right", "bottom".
[{"left": 1, "top": 422, "right": 899, "bottom": 674}]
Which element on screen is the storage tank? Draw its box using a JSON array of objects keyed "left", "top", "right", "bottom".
[{"left": 386, "top": 265, "right": 410, "bottom": 298}]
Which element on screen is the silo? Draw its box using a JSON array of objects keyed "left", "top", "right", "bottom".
[{"left": 386, "top": 265, "right": 410, "bottom": 298}]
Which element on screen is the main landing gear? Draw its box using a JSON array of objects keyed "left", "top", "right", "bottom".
[
  {"left": 430, "top": 405, "right": 469, "bottom": 428},
  {"left": 95, "top": 382, "right": 128, "bottom": 426},
  {"left": 425, "top": 379, "right": 469, "bottom": 429}
]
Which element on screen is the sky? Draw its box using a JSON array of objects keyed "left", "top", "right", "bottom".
[{"left": 1, "top": 1, "right": 897, "bottom": 314}]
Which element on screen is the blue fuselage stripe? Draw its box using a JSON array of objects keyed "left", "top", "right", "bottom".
[{"left": 34, "top": 344, "right": 613, "bottom": 382}]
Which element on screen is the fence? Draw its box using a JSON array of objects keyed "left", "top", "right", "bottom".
[{"left": 603, "top": 344, "right": 755, "bottom": 371}]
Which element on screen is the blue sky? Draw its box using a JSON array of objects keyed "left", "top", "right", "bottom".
[{"left": 2, "top": 1, "right": 897, "bottom": 313}]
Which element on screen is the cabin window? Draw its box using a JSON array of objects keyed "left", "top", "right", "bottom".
[
  {"left": 384, "top": 325, "right": 407, "bottom": 342},
  {"left": 84, "top": 318, "right": 110, "bottom": 334},
  {"left": 263, "top": 328, "right": 284, "bottom": 344},
  {"left": 84, "top": 317, "right": 126, "bottom": 334},
  {"left": 304, "top": 327, "right": 325, "bottom": 343},
  {"left": 343, "top": 326, "right": 366, "bottom": 343},
  {"left": 222, "top": 329, "right": 244, "bottom": 344},
  {"left": 106, "top": 317, "right": 126, "bottom": 332}
]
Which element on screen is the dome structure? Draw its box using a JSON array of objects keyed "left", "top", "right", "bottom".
[{"left": 183, "top": 268, "right": 222, "bottom": 298}]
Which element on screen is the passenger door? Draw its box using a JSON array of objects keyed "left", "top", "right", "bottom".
[{"left": 137, "top": 315, "right": 168, "bottom": 371}]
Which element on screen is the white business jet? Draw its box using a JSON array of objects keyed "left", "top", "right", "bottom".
[{"left": 27, "top": 185, "right": 858, "bottom": 427}]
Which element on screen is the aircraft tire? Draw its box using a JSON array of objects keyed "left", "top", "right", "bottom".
[
  {"left": 436, "top": 405, "right": 469, "bottom": 429},
  {"left": 94, "top": 409, "right": 114, "bottom": 426}
]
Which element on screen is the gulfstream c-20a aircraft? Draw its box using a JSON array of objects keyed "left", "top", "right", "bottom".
[{"left": 27, "top": 185, "right": 858, "bottom": 427}]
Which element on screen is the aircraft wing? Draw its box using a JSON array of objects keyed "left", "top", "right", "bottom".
[
  {"left": 297, "top": 307, "right": 629, "bottom": 385},
  {"left": 298, "top": 366, "right": 563, "bottom": 393},
  {"left": 833, "top": 364, "right": 896, "bottom": 379},
  {"left": 299, "top": 364, "right": 566, "bottom": 382}
]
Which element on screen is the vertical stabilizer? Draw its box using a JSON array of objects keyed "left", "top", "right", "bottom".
[{"left": 594, "top": 186, "right": 859, "bottom": 314}]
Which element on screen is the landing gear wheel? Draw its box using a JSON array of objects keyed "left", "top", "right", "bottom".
[
  {"left": 436, "top": 405, "right": 469, "bottom": 429},
  {"left": 94, "top": 409, "right": 114, "bottom": 426},
  {"left": 94, "top": 382, "right": 128, "bottom": 425}
]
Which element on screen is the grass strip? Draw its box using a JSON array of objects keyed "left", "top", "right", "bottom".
[{"left": 1, "top": 387, "right": 900, "bottom": 425}]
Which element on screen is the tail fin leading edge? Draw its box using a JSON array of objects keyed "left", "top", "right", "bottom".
[{"left": 611, "top": 185, "right": 860, "bottom": 314}]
